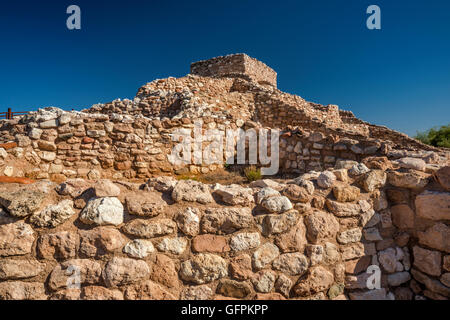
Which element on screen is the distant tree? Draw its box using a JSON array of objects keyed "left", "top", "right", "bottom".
[{"left": 414, "top": 125, "right": 450, "bottom": 148}]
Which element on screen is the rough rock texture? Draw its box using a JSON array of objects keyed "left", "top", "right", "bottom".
[{"left": 0, "top": 54, "right": 448, "bottom": 300}]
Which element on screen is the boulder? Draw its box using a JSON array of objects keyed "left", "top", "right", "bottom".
[
  {"left": 102, "top": 257, "right": 150, "bottom": 288},
  {"left": 415, "top": 191, "right": 450, "bottom": 221},
  {"left": 172, "top": 180, "right": 213, "bottom": 204},
  {"left": 80, "top": 197, "right": 124, "bottom": 226},
  {"left": 0, "top": 222, "right": 35, "bottom": 257},
  {"left": 30, "top": 200, "right": 75, "bottom": 228},
  {"left": 180, "top": 254, "right": 228, "bottom": 284}
]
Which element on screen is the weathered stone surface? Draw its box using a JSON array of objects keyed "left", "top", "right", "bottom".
[
  {"left": 261, "top": 196, "right": 293, "bottom": 214},
  {"left": 37, "top": 231, "right": 78, "bottom": 260},
  {"left": 213, "top": 184, "right": 254, "bottom": 206},
  {"left": 413, "top": 246, "right": 442, "bottom": 277},
  {"left": 181, "top": 285, "right": 214, "bottom": 300},
  {"left": 253, "top": 243, "right": 280, "bottom": 270},
  {"left": 342, "top": 243, "right": 375, "bottom": 261},
  {"left": 93, "top": 180, "right": 120, "bottom": 197},
  {"left": 262, "top": 211, "right": 299, "bottom": 236},
  {"left": 293, "top": 266, "right": 334, "bottom": 297},
  {"left": 323, "top": 242, "right": 341, "bottom": 264},
  {"left": 348, "top": 163, "right": 369, "bottom": 176},
  {"left": 80, "top": 197, "right": 124, "bottom": 226},
  {"left": 332, "top": 186, "right": 360, "bottom": 202},
  {"left": 124, "top": 280, "right": 176, "bottom": 300},
  {"left": 317, "top": 171, "right": 336, "bottom": 188},
  {"left": 0, "top": 222, "right": 35, "bottom": 257},
  {"left": 274, "top": 219, "right": 307, "bottom": 253},
  {"left": 176, "top": 207, "right": 200, "bottom": 236},
  {"left": 415, "top": 191, "right": 450, "bottom": 221},
  {"left": 180, "top": 254, "right": 228, "bottom": 284},
  {"left": 217, "top": 279, "right": 251, "bottom": 298},
  {"left": 102, "top": 257, "right": 151, "bottom": 288},
  {"left": 345, "top": 256, "right": 371, "bottom": 274},
  {"left": 255, "top": 187, "right": 280, "bottom": 205},
  {"left": 123, "top": 218, "right": 176, "bottom": 239},
  {"left": 418, "top": 223, "right": 450, "bottom": 253},
  {"left": 378, "top": 247, "right": 403, "bottom": 273},
  {"left": 282, "top": 184, "right": 311, "bottom": 203},
  {"left": 56, "top": 179, "right": 92, "bottom": 198},
  {"left": 391, "top": 204, "right": 415, "bottom": 229},
  {"left": 0, "top": 259, "right": 45, "bottom": 280},
  {"left": 125, "top": 191, "right": 167, "bottom": 217},
  {"left": 253, "top": 292, "right": 286, "bottom": 300},
  {"left": 172, "top": 180, "right": 213, "bottom": 204},
  {"left": 326, "top": 200, "right": 362, "bottom": 217},
  {"left": 201, "top": 207, "right": 253, "bottom": 234},
  {"left": 397, "top": 157, "right": 426, "bottom": 171},
  {"left": 388, "top": 170, "right": 429, "bottom": 189},
  {"left": 441, "top": 273, "right": 450, "bottom": 287},
  {"left": 305, "top": 210, "right": 339, "bottom": 243},
  {"left": 272, "top": 253, "right": 309, "bottom": 276},
  {"left": 30, "top": 199, "right": 75, "bottom": 228},
  {"left": 123, "top": 239, "right": 155, "bottom": 258},
  {"left": 146, "top": 176, "right": 177, "bottom": 193},
  {"left": 0, "top": 187, "right": 46, "bottom": 218},
  {"left": 252, "top": 270, "right": 276, "bottom": 293},
  {"left": 275, "top": 274, "right": 293, "bottom": 298},
  {"left": 48, "top": 259, "right": 102, "bottom": 291},
  {"left": 337, "top": 228, "right": 362, "bottom": 245},
  {"left": 49, "top": 288, "right": 81, "bottom": 300},
  {"left": 444, "top": 256, "right": 450, "bottom": 272},
  {"left": 79, "top": 227, "right": 126, "bottom": 257},
  {"left": 363, "top": 227, "right": 383, "bottom": 241},
  {"left": 387, "top": 272, "right": 411, "bottom": 286},
  {"left": 362, "top": 170, "right": 387, "bottom": 192},
  {"left": 150, "top": 254, "right": 179, "bottom": 289},
  {"left": 157, "top": 237, "right": 188, "bottom": 255},
  {"left": 230, "top": 254, "right": 253, "bottom": 280},
  {"left": 230, "top": 232, "right": 260, "bottom": 251},
  {"left": 192, "top": 234, "right": 229, "bottom": 253},
  {"left": 435, "top": 166, "right": 450, "bottom": 190},
  {"left": 411, "top": 268, "right": 450, "bottom": 298},
  {"left": 0, "top": 282, "right": 46, "bottom": 300},
  {"left": 349, "top": 288, "right": 388, "bottom": 300},
  {"left": 81, "top": 286, "right": 124, "bottom": 300}
]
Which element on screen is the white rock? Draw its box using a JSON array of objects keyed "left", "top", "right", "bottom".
[
  {"left": 3, "top": 167, "right": 13, "bottom": 177},
  {"left": 256, "top": 187, "right": 280, "bottom": 205},
  {"left": 230, "top": 233, "right": 260, "bottom": 251},
  {"left": 261, "top": 196, "right": 293, "bottom": 213},
  {"left": 123, "top": 239, "right": 155, "bottom": 259},
  {"left": 156, "top": 237, "right": 188, "bottom": 255},
  {"left": 317, "top": 171, "right": 336, "bottom": 188},
  {"left": 80, "top": 197, "right": 124, "bottom": 226},
  {"left": 30, "top": 199, "right": 75, "bottom": 228}
]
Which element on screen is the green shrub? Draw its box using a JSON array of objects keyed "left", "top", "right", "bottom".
[
  {"left": 244, "top": 166, "right": 262, "bottom": 182},
  {"left": 414, "top": 125, "right": 450, "bottom": 148}
]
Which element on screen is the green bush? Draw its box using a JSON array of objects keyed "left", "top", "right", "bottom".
[
  {"left": 414, "top": 125, "right": 450, "bottom": 148},
  {"left": 244, "top": 166, "right": 262, "bottom": 182}
]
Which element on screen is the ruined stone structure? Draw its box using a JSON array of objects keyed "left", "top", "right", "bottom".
[
  {"left": 0, "top": 54, "right": 448, "bottom": 300},
  {"left": 191, "top": 53, "right": 277, "bottom": 88}
]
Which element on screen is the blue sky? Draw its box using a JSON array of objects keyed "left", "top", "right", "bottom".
[{"left": 0, "top": 0, "right": 449, "bottom": 136}]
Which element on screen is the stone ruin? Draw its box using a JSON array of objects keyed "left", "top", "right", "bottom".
[{"left": 0, "top": 54, "right": 448, "bottom": 300}]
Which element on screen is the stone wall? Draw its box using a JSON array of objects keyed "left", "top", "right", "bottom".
[
  {"left": 0, "top": 106, "right": 447, "bottom": 181},
  {"left": 0, "top": 160, "right": 448, "bottom": 300},
  {"left": 191, "top": 54, "right": 277, "bottom": 88}
]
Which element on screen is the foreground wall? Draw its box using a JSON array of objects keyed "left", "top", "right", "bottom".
[{"left": 0, "top": 159, "right": 448, "bottom": 300}]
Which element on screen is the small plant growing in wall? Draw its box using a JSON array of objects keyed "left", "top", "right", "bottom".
[{"left": 244, "top": 165, "right": 262, "bottom": 182}]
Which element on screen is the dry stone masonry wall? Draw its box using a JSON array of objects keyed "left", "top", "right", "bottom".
[
  {"left": 0, "top": 54, "right": 448, "bottom": 300},
  {"left": 0, "top": 161, "right": 448, "bottom": 300}
]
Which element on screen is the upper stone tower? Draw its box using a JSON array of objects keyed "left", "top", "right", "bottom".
[{"left": 190, "top": 53, "right": 277, "bottom": 88}]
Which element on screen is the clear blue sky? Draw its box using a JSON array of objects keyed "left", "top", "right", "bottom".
[{"left": 0, "top": 0, "right": 449, "bottom": 136}]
